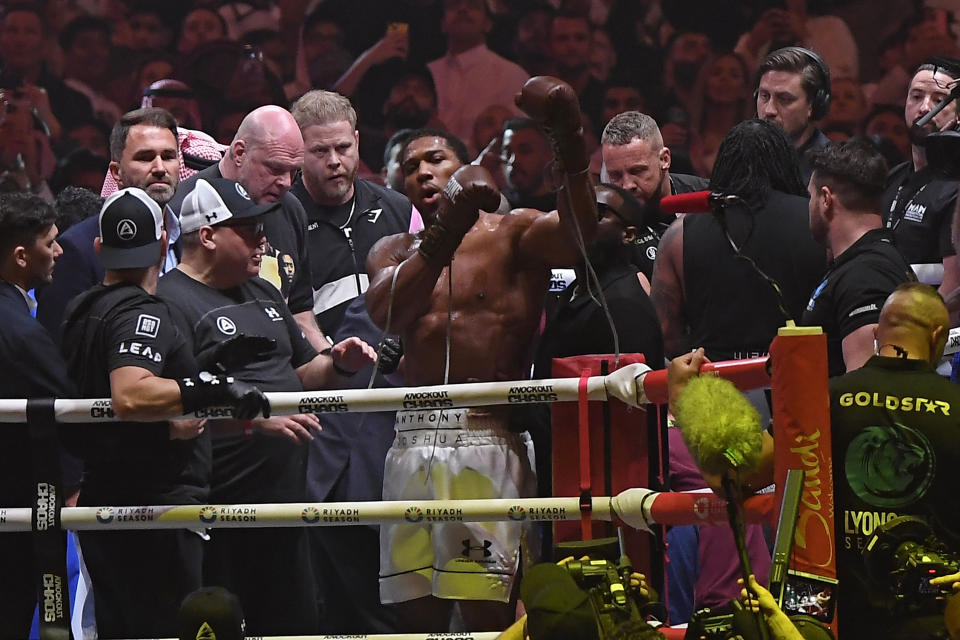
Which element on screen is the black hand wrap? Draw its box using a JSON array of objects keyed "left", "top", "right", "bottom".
[
  {"left": 377, "top": 336, "right": 403, "bottom": 375},
  {"left": 177, "top": 372, "right": 271, "bottom": 420}
]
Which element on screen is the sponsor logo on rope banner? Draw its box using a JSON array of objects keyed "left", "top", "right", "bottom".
[
  {"left": 321, "top": 507, "right": 359, "bottom": 523},
  {"left": 526, "top": 506, "right": 567, "bottom": 521},
  {"left": 297, "top": 394, "right": 349, "bottom": 413},
  {"left": 301, "top": 506, "right": 320, "bottom": 523},
  {"left": 404, "top": 506, "right": 423, "bottom": 523},
  {"left": 507, "top": 384, "right": 558, "bottom": 404},
  {"left": 90, "top": 399, "right": 114, "bottom": 419},
  {"left": 403, "top": 390, "right": 453, "bottom": 409},
  {"left": 42, "top": 573, "right": 64, "bottom": 622},
  {"left": 507, "top": 505, "right": 526, "bottom": 521},
  {"left": 95, "top": 506, "right": 155, "bottom": 523},
  {"left": 424, "top": 507, "right": 463, "bottom": 522},
  {"left": 36, "top": 483, "right": 56, "bottom": 531}
]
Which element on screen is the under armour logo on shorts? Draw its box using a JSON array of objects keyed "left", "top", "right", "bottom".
[{"left": 462, "top": 539, "right": 492, "bottom": 558}]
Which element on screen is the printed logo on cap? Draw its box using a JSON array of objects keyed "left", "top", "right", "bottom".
[
  {"left": 235, "top": 182, "right": 250, "bottom": 200},
  {"left": 216, "top": 317, "right": 237, "bottom": 336},
  {"left": 116, "top": 219, "right": 138, "bottom": 240}
]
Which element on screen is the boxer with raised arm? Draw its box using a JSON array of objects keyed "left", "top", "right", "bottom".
[{"left": 365, "top": 76, "right": 597, "bottom": 632}]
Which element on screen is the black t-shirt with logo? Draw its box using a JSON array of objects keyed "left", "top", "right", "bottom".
[
  {"left": 157, "top": 270, "right": 318, "bottom": 503},
  {"left": 630, "top": 172, "right": 708, "bottom": 279},
  {"left": 882, "top": 162, "right": 958, "bottom": 278},
  {"left": 167, "top": 164, "right": 315, "bottom": 315},
  {"left": 60, "top": 283, "right": 210, "bottom": 505},
  {"left": 831, "top": 356, "right": 960, "bottom": 638},
  {"left": 801, "top": 228, "right": 914, "bottom": 377}
]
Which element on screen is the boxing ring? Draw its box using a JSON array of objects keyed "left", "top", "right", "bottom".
[{"left": 4, "top": 326, "right": 835, "bottom": 640}]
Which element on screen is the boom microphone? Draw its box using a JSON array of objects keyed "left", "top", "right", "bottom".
[
  {"left": 659, "top": 190, "right": 742, "bottom": 214},
  {"left": 672, "top": 375, "right": 763, "bottom": 477}
]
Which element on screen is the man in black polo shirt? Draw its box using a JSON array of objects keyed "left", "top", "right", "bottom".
[
  {"left": 60, "top": 187, "right": 267, "bottom": 638},
  {"left": 803, "top": 139, "right": 915, "bottom": 377},
  {"left": 157, "top": 177, "right": 375, "bottom": 635},
  {"left": 830, "top": 283, "right": 960, "bottom": 639},
  {"left": 881, "top": 59, "right": 960, "bottom": 297}
]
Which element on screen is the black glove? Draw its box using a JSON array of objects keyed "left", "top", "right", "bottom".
[
  {"left": 377, "top": 336, "right": 403, "bottom": 375},
  {"left": 200, "top": 334, "right": 277, "bottom": 373},
  {"left": 177, "top": 372, "right": 271, "bottom": 420}
]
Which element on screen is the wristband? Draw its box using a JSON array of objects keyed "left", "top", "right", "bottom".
[
  {"left": 333, "top": 360, "right": 358, "bottom": 377},
  {"left": 243, "top": 420, "right": 254, "bottom": 440}
]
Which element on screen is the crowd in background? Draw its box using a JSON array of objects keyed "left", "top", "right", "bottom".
[{"left": 1, "top": 0, "right": 957, "bottom": 210}]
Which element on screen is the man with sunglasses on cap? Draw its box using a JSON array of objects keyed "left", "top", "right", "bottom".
[
  {"left": 157, "top": 177, "right": 376, "bottom": 635},
  {"left": 59, "top": 187, "right": 269, "bottom": 638}
]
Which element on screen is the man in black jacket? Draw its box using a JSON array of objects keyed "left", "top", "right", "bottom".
[{"left": 288, "top": 89, "right": 413, "bottom": 633}]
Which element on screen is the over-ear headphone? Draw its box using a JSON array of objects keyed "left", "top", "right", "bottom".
[{"left": 754, "top": 46, "right": 832, "bottom": 121}]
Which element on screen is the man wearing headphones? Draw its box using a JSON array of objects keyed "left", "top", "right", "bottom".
[
  {"left": 884, "top": 59, "right": 960, "bottom": 299},
  {"left": 755, "top": 46, "right": 832, "bottom": 184}
]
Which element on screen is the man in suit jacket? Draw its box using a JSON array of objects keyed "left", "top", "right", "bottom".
[{"left": 0, "top": 191, "right": 73, "bottom": 639}]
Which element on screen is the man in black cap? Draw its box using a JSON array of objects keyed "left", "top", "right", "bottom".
[
  {"left": 158, "top": 177, "right": 376, "bottom": 635},
  {"left": 179, "top": 586, "right": 246, "bottom": 640},
  {"left": 60, "top": 186, "right": 269, "bottom": 639}
]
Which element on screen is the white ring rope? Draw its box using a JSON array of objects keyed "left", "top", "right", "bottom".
[
  {"left": 0, "top": 356, "right": 773, "bottom": 424},
  {"left": 0, "top": 488, "right": 773, "bottom": 533},
  {"left": 0, "top": 375, "right": 614, "bottom": 423}
]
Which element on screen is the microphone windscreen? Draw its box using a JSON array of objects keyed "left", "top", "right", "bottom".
[
  {"left": 659, "top": 190, "right": 713, "bottom": 214},
  {"left": 673, "top": 375, "right": 763, "bottom": 476}
]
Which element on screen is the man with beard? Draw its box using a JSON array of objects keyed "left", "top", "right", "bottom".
[
  {"left": 290, "top": 90, "right": 415, "bottom": 336},
  {"left": 382, "top": 67, "right": 445, "bottom": 139},
  {"left": 755, "top": 46, "right": 832, "bottom": 184},
  {"left": 501, "top": 118, "right": 556, "bottom": 211},
  {"left": 546, "top": 11, "right": 604, "bottom": 134},
  {"left": 883, "top": 59, "right": 960, "bottom": 300},
  {"left": 289, "top": 89, "right": 414, "bottom": 633},
  {"left": 803, "top": 139, "right": 914, "bottom": 376},
  {"left": 600, "top": 111, "right": 707, "bottom": 281},
  {"left": 37, "top": 108, "right": 181, "bottom": 340}
]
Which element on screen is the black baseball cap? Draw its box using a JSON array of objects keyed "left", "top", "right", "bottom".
[
  {"left": 98, "top": 187, "right": 163, "bottom": 270},
  {"left": 179, "top": 178, "right": 280, "bottom": 234},
  {"left": 522, "top": 563, "right": 600, "bottom": 640},
  {"left": 178, "top": 586, "right": 245, "bottom": 640}
]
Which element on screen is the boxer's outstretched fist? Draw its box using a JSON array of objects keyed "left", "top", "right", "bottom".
[
  {"left": 418, "top": 165, "right": 500, "bottom": 264},
  {"left": 515, "top": 76, "right": 582, "bottom": 138},
  {"left": 515, "top": 76, "right": 587, "bottom": 172}
]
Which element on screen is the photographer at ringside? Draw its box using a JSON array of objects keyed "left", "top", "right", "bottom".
[{"left": 495, "top": 556, "right": 661, "bottom": 640}]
